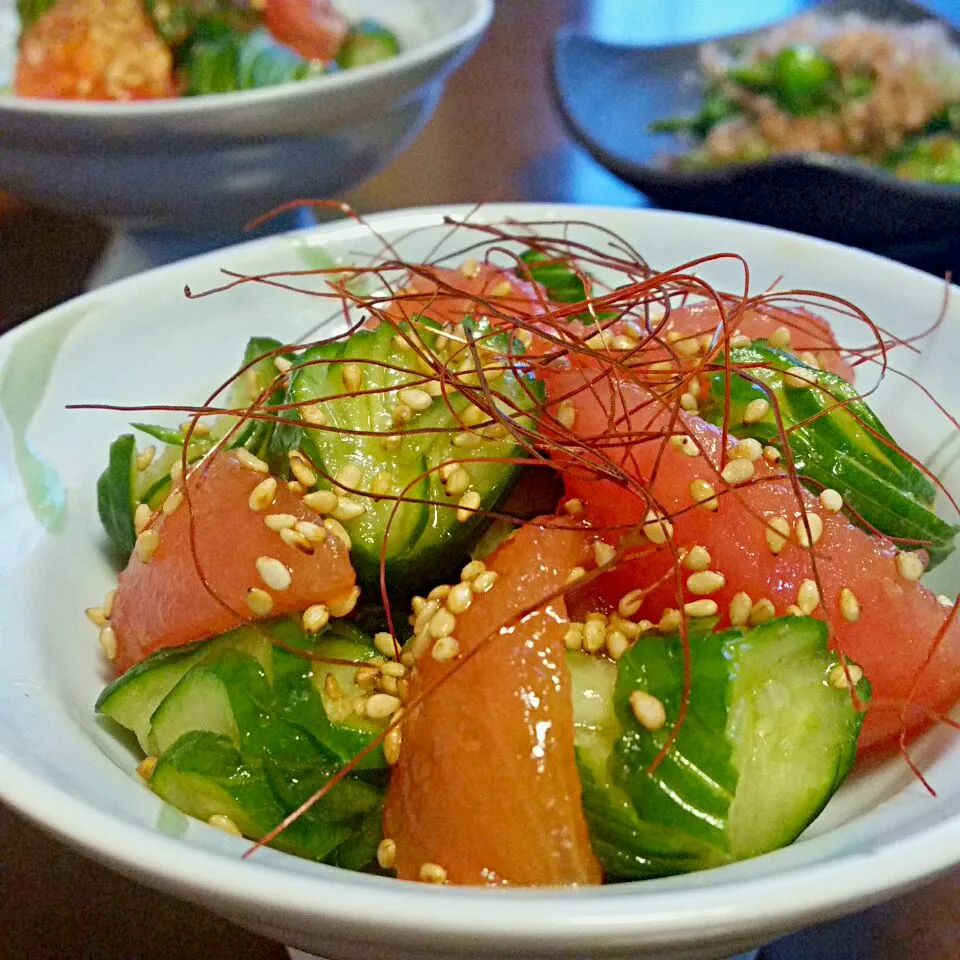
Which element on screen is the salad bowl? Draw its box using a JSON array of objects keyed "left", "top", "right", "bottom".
[
  {"left": 0, "top": 203, "right": 958, "bottom": 959},
  {"left": 0, "top": 0, "right": 492, "bottom": 233}
]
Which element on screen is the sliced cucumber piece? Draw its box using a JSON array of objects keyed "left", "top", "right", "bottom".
[
  {"left": 705, "top": 343, "right": 956, "bottom": 566},
  {"left": 96, "top": 434, "right": 138, "bottom": 560},
  {"left": 336, "top": 20, "right": 400, "bottom": 70}
]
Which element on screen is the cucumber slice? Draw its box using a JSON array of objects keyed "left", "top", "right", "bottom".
[
  {"left": 705, "top": 343, "right": 956, "bottom": 566},
  {"left": 96, "top": 434, "right": 138, "bottom": 560},
  {"left": 283, "top": 317, "right": 543, "bottom": 590},
  {"left": 335, "top": 21, "right": 400, "bottom": 70},
  {"left": 575, "top": 616, "right": 868, "bottom": 879}
]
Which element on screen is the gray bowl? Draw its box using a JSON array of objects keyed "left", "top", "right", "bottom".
[
  {"left": 551, "top": 0, "right": 960, "bottom": 248},
  {"left": 0, "top": 0, "right": 492, "bottom": 234}
]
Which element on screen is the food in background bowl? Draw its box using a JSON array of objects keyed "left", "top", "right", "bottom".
[
  {"left": 85, "top": 213, "right": 959, "bottom": 886},
  {"left": 12, "top": 0, "right": 399, "bottom": 100},
  {"left": 652, "top": 13, "right": 960, "bottom": 182}
]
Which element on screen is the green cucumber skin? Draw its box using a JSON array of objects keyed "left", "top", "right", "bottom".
[
  {"left": 706, "top": 344, "right": 955, "bottom": 566},
  {"left": 96, "top": 434, "right": 138, "bottom": 561},
  {"left": 335, "top": 22, "right": 401, "bottom": 71},
  {"left": 569, "top": 617, "right": 867, "bottom": 880}
]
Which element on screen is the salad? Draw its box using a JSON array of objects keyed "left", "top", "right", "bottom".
[
  {"left": 652, "top": 13, "right": 960, "bottom": 183},
  {"left": 88, "top": 217, "right": 960, "bottom": 886},
  {"left": 11, "top": 0, "right": 399, "bottom": 100}
]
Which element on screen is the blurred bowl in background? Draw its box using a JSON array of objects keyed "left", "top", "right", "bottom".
[{"left": 0, "top": 0, "right": 493, "bottom": 234}]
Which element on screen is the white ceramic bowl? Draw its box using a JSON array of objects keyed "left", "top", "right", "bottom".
[
  {"left": 0, "top": 204, "right": 957, "bottom": 960},
  {"left": 0, "top": 1, "right": 492, "bottom": 233}
]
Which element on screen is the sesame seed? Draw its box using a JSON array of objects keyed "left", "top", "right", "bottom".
[
  {"left": 749, "top": 598, "right": 776, "bottom": 625},
  {"left": 673, "top": 336, "right": 700, "bottom": 359},
  {"left": 302, "top": 604, "right": 330, "bottom": 634},
  {"left": 743, "top": 398, "right": 770, "bottom": 424},
  {"left": 684, "top": 598, "right": 719, "bottom": 617},
  {"left": 98, "top": 626, "right": 118, "bottom": 661},
  {"left": 472, "top": 570, "right": 498, "bottom": 593},
  {"left": 643, "top": 509, "right": 674, "bottom": 545},
  {"left": 289, "top": 453, "right": 318, "bottom": 488},
  {"left": 784, "top": 366, "right": 817, "bottom": 389},
  {"left": 381, "top": 660, "right": 406, "bottom": 678},
  {"left": 583, "top": 619, "right": 606, "bottom": 652},
  {"left": 374, "top": 632, "right": 399, "bottom": 659},
  {"left": 303, "top": 490, "right": 339, "bottom": 514},
  {"left": 612, "top": 334, "right": 638, "bottom": 351},
  {"left": 895, "top": 552, "right": 925, "bottom": 582},
  {"left": 135, "top": 529, "right": 160, "bottom": 563},
  {"left": 342, "top": 363, "right": 363, "bottom": 392},
  {"left": 274, "top": 356, "right": 293, "bottom": 374},
  {"left": 137, "top": 756, "right": 158, "bottom": 780},
  {"left": 731, "top": 438, "right": 763, "bottom": 462},
  {"left": 765, "top": 516, "right": 791, "bottom": 555},
  {"left": 682, "top": 545, "right": 711, "bottom": 572},
  {"left": 264, "top": 513, "right": 296, "bottom": 531},
  {"left": 679, "top": 392, "right": 699, "bottom": 412},
  {"left": 208, "top": 814, "right": 243, "bottom": 837},
  {"left": 180, "top": 419, "right": 211, "bottom": 438},
  {"left": 690, "top": 479, "right": 719, "bottom": 511},
  {"left": 729, "top": 334, "right": 752, "bottom": 348},
  {"left": 383, "top": 724, "right": 403, "bottom": 767},
  {"left": 248, "top": 476, "right": 278, "bottom": 512},
  {"left": 795, "top": 512, "right": 824, "bottom": 548},
  {"left": 428, "top": 584, "right": 451, "bottom": 602},
  {"left": 234, "top": 449, "right": 269, "bottom": 473},
  {"left": 255, "top": 556, "right": 291, "bottom": 592},
  {"left": 456, "top": 490, "right": 482, "bottom": 523},
  {"left": 366, "top": 693, "right": 402, "bottom": 720},
  {"left": 334, "top": 464, "right": 363, "bottom": 490},
  {"left": 302, "top": 403, "right": 327, "bottom": 426},
  {"left": 419, "top": 862, "right": 448, "bottom": 884},
  {"left": 431, "top": 635, "right": 461, "bottom": 662},
  {"left": 785, "top": 605, "right": 803, "bottom": 616},
  {"left": 819, "top": 488, "right": 844, "bottom": 513},
  {"left": 729, "top": 592, "right": 752, "bottom": 626},
  {"left": 445, "top": 467, "right": 471, "bottom": 497},
  {"left": 829, "top": 662, "right": 864, "bottom": 689},
  {"left": 279, "top": 528, "right": 314, "bottom": 554},
  {"left": 103, "top": 589, "right": 116, "bottom": 618},
  {"left": 287, "top": 481, "right": 307, "bottom": 497},
  {"left": 763, "top": 446, "right": 782, "bottom": 464},
  {"left": 134, "top": 502, "right": 152, "bottom": 535},
  {"left": 246, "top": 588, "right": 274, "bottom": 616},
  {"left": 453, "top": 431, "right": 483, "bottom": 450},
  {"left": 606, "top": 630, "right": 630, "bottom": 661},
  {"left": 323, "top": 518, "right": 352, "bottom": 549},
  {"left": 332, "top": 497, "right": 367, "bottom": 522},
  {"left": 556, "top": 400, "right": 576, "bottom": 430},
  {"left": 136, "top": 446, "right": 156, "bottom": 471},
  {"left": 323, "top": 673, "right": 344, "bottom": 700},
  {"left": 169, "top": 460, "right": 184, "bottom": 485},
  {"left": 85, "top": 605, "right": 108, "bottom": 626},
  {"left": 769, "top": 326, "right": 792, "bottom": 349},
  {"left": 563, "top": 498, "right": 585, "bottom": 516},
  {"left": 658, "top": 608, "right": 681, "bottom": 633},
  {"left": 370, "top": 472, "right": 394, "bottom": 497},
  {"left": 564, "top": 625, "right": 584, "bottom": 651},
  {"left": 799, "top": 352, "right": 820, "bottom": 369},
  {"left": 686, "top": 570, "right": 725, "bottom": 595},
  {"left": 838, "top": 587, "right": 860, "bottom": 622},
  {"left": 593, "top": 540, "right": 617, "bottom": 567},
  {"left": 295, "top": 520, "right": 327, "bottom": 543},
  {"left": 670, "top": 434, "right": 700, "bottom": 458},
  {"left": 428, "top": 608, "right": 456, "bottom": 639},
  {"left": 565, "top": 565, "right": 587, "bottom": 585},
  {"left": 797, "top": 579, "right": 820, "bottom": 615},
  {"left": 446, "top": 582, "right": 473, "bottom": 614},
  {"left": 382, "top": 434, "right": 403, "bottom": 452},
  {"left": 491, "top": 279, "right": 513, "bottom": 297},
  {"left": 460, "top": 258, "right": 480, "bottom": 278},
  {"left": 629, "top": 690, "right": 667, "bottom": 731},
  {"left": 939, "top": 595, "right": 955, "bottom": 608},
  {"left": 329, "top": 586, "right": 361, "bottom": 618},
  {"left": 618, "top": 588, "right": 645, "bottom": 619},
  {"left": 393, "top": 402, "right": 414, "bottom": 427},
  {"left": 377, "top": 837, "right": 397, "bottom": 869},
  {"left": 398, "top": 387, "right": 432, "bottom": 412},
  {"left": 355, "top": 665, "right": 379, "bottom": 688},
  {"left": 721, "top": 458, "right": 755, "bottom": 486}
]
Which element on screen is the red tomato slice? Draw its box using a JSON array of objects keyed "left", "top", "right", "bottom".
[
  {"left": 383, "top": 520, "right": 602, "bottom": 886},
  {"left": 110, "top": 450, "right": 356, "bottom": 673},
  {"left": 264, "top": 0, "right": 349, "bottom": 62},
  {"left": 543, "top": 366, "right": 959, "bottom": 754},
  {"left": 15, "top": 0, "right": 176, "bottom": 101}
]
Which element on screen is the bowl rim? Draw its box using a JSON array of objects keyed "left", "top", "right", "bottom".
[
  {"left": 0, "top": 0, "right": 493, "bottom": 120},
  {"left": 0, "top": 202, "right": 958, "bottom": 950}
]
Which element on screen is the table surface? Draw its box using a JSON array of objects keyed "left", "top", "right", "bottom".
[{"left": 1, "top": 2, "right": 958, "bottom": 957}]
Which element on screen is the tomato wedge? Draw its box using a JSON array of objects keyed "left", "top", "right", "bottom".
[
  {"left": 110, "top": 450, "right": 356, "bottom": 673},
  {"left": 264, "top": 0, "right": 349, "bottom": 62},
  {"left": 383, "top": 520, "right": 602, "bottom": 886}
]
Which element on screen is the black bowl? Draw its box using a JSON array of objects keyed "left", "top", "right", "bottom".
[{"left": 550, "top": 0, "right": 960, "bottom": 249}]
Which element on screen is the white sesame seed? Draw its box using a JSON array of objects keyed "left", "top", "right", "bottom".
[
  {"left": 456, "top": 490, "right": 482, "bottom": 523},
  {"left": 679, "top": 392, "right": 699, "bottom": 412},
  {"left": 618, "top": 588, "right": 645, "bottom": 619},
  {"left": 382, "top": 434, "right": 403, "bottom": 452},
  {"left": 643, "top": 509, "right": 674, "bottom": 545},
  {"left": 302, "top": 604, "right": 330, "bottom": 634},
  {"left": 629, "top": 690, "right": 667, "bottom": 730},
  {"left": 472, "top": 570, "right": 498, "bottom": 593},
  {"left": 730, "top": 334, "right": 752, "bottom": 348},
  {"left": 274, "top": 356, "right": 293, "bottom": 374},
  {"left": 563, "top": 498, "right": 585, "bottom": 516},
  {"left": 234, "top": 449, "right": 269, "bottom": 474},
  {"left": 335, "top": 464, "right": 363, "bottom": 490},
  {"left": 795, "top": 511, "right": 824, "bottom": 548},
  {"left": 248, "top": 476, "right": 278, "bottom": 512},
  {"left": 332, "top": 497, "right": 367, "bottom": 522},
  {"left": 354, "top": 665, "right": 379, "bottom": 688},
  {"left": 85, "top": 606, "right": 108, "bottom": 627},
  {"left": 169, "top": 460, "right": 184, "bottom": 485},
  {"left": 446, "top": 581, "right": 473, "bottom": 614},
  {"left": 658, "top": 608, "right": 681, "bottom": 633},
  {"left": 289, "top": 454, "right": 318, "bottom": 488},
  {"left": 749, "top": 598, "right": 776, "bottom": 625},
  {"left": 731, "top": 438, "right": 763, "bottom": 462},
  {"left": 264, "top": 513, "right": 296, "bottom": 531},
  {"left": 295, "top": 520, "right": 327, "bottom": 543},
  {"left": 135, "top": 529, "right": 160, "bottom": 563},
  {"left": 583, "top": 619, "right": 606, "bottom": 652},
  {"left": 799, "top": 352, "right": 820, "bottom": 369},
  {"left": 838, "top": 587, "right": 860, "bottom": 622},
  {"left": 366, "top": 693, "right": 402, "bottom": 720},
  {"left": 593, "top": 540, "right": 617, "bottom": 567},
  {"left": 280, "top": 527, "right": 314, "bottom": 554},
  {"left": 797, "top": 579, "right": 820, "bottom": 615},
  {"left": 301, "top": 403, "right": 327, "bottom": 426},
  {"left": 377, "top": 837, "right": 397, "bottom": 868},
  {"left": 428, "top": 584, "right": 451, "bottom": 602},
  {"left": 373, "top": 632, "right": 399, "bottom": 659},
  {"left": 612, "top": 334, "right": 638, "bottom": 351},
  {"left": 287, "top": 480, "right": 307, "bottom": 497},
  {"left": 690, "top": 479, "right": 719, "bottom": 510},
  {"left": 819, "top": 488, "right": 844, "bottom": 513},
  {"left": 370, "top": 471, "right": 394, "bottom": 497},
  {"left": 684, "top": 598, "right": 719, "bottom": 617},
  {"left": 682, "top": 545, "right": 712, "bottom": 572},
  {"left": 784, "top": 366, "right": 817, "bottom": 389},
  {"left": 303, "top": 490, "right": 339, "bottom": 514},
  {"left": 445, "top": 467, "right": 471, "bottom": 497},
  {"left": 329, "top": 586, "right": 361, "bottom": 618},
  {"left": 342, "top": 363, "right": 363, "bottom": 392},
  {"left": 938, "top": 594, "right": 955, "bottom": 608},
  {"left": 565, "top": 565, "right": 587, "bottom": 585},
  {"left": 398, "top": 387, "right": 432, "bottom": 412},
  {"left": 721, "top": 458, "right": 755, "bottom": 486},
  {"left": 729, "top": 592, "right": 752, "bottom": 627},
  {"left": 564, "top": 625, "right": 584, "bottom": 651},
  {"left": 686, "top": 570, "right": 725, "bottom": 596},
  {"left": 180, "top": 419, "right": 211, "bottom": 438},
  {"left": 769, "top": 326, "right": 792, "bottom": 349},
  {"left": 491, "top": 279, "right": 513, "bottom": 297},
  {"left": 98, "top": 626, "right": 118, "bottom": 660},
  {"left": 323, "top": 518, "right": 352, "bottom": 549},
  {"left": 829, "top": 662, "right": 864, "bottom": 689},
  {"left": 453, "top": 431, "right": 483, "bottom": 450},
  {"left": 134, "top": 502, "right": 152, "bottom": 535},
  {"left": 743, "top": 398, "right": 770, "bottom": 424},
  {"left": 256, "top": 556, "right": 291, "bottom": 592},
  {"left": 785, "top": 605, "right": 803, "bottom": 617},
  {"left": 208, "top": 814, "right": 243, "bottom": 837},
  {"left": 246, "top": 588, "right": 274, "bottom": 616},
  {"left": 419, "top": 862, "right": 448, "bottom": 884},
  {"left": 765, "top": 516, "right": 791, "bottom": 555},
  {"left": 431, "top": 635, "right": 461, "bottom": 662},
  {"left": 103, "top": 589, "right": 116, "bottom": 618},
  {"left": 428, "top": 608, "right": 456, "bottom": 639},
  {"left": 556, "top": 400, "right": 576, "bottom": 430},
  {"left": 323, "top": 673, "right": 344, "bottom": 700},
  {"left": 763, "top": 445, "right": 782, "bottom": 464},
  {"left": 895, "top": 552, "right": 925, "bottom": 583},
  {"left": 136, "top": 446, "right": 156, "bottom": 471},
  {"left": 606, "top": 630, "right": 630, "bottom": 661}
]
